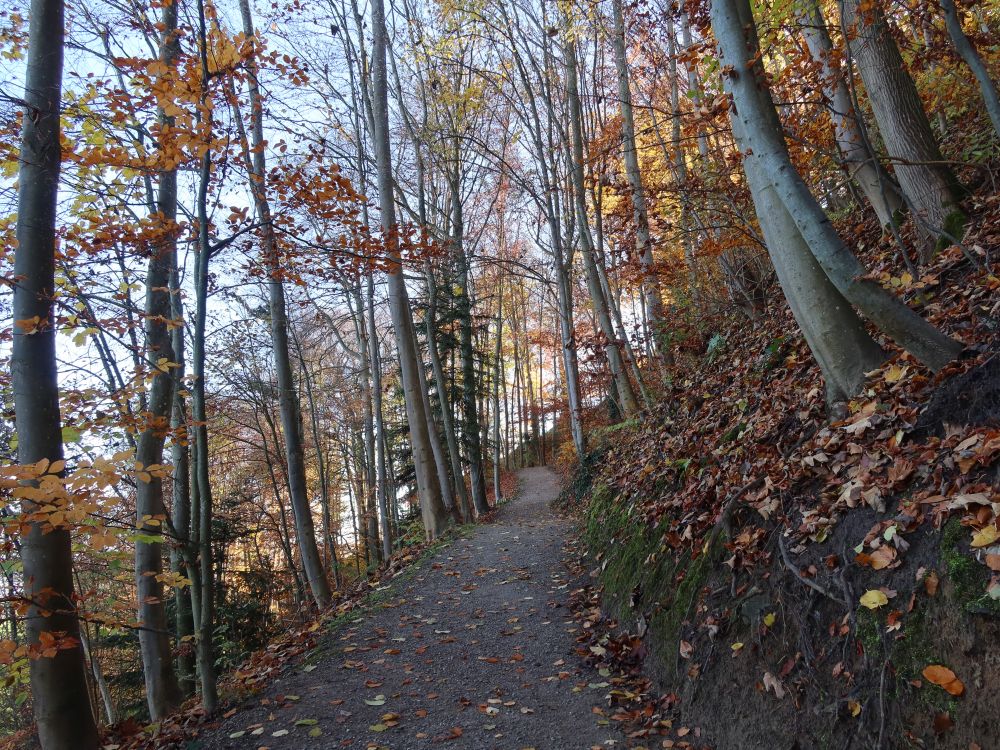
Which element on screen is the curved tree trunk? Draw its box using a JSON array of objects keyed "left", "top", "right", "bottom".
[
  {"left": 238, "top": 0, "right": 332, "bottom": 607},
  {"left": 840, "top": 0, "right": 964, "bottom": 255},
  {"left": 12, "top": 0, "right": 101, "bottom": 745},
  {"left": 940, "top": 0, "right": 1000, "bottom": 140},
  {"left": 713, "top": 0, "right": 963, "bottom": 374}
]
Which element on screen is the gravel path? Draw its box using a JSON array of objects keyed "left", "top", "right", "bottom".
[{"left": 201, "top": 467, "right": 625, "bottom": 750}]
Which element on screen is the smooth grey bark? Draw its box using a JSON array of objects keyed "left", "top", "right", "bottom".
[
  {"left": 348, "top": 286, "right": 382, "bottom": 565},
  {"left": 799, "top": 0, "right": 904, "bottom": 227},
  {"left": 237, "top": 0, "right": 332, "bottom": 606},
  {"left": 12, "top": 2, "right": 100, "bottom": 745},
  {"left": 168, "top": 289, "right": 196, "bottom": 697},
  {"left": 564, "top": 27, "right": 641, "bottom": 416},
  {"left": 840, "top": 0, "right": 964, "bottom": 253},
  {"left": 134, "top": 0, "right": 184, "bottom": 717},
  {"left": 940, "top": 0, "right": 1000, "bottom": 139},
  {"left": 713, "top": 0, "right": 963, "bottom": 375},
  {"left": 191, "top": 0, "right": 218, "bottom": 711},
  {"left": 370, "top": 0, "right": 450, "bottom": 538},
  {"left": 610, "top": 0, "right": 668, "bottom": 359},
  {"left": 366, "top": 274, "right": 393, "bottom": 561}
]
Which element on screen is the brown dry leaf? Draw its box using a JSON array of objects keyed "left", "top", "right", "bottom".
[
  {"left": 922, "top": 665, "right": 965, "bottom": 696},
  {"left": 924, "top": 570, "right": 939, "bottom": 596}
]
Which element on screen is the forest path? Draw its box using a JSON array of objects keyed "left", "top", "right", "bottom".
[{"left": 202, "top": 467, "right": 626, "bottom": 750}]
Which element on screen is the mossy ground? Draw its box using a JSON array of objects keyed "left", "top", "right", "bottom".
[{"left": 583, "top": 483, "right": 720, "bottom": 667}]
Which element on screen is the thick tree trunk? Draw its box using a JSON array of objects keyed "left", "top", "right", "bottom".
[
  {"left": 714, "top": 0, "right": 963, "bottom": 375},
  {"left": 799, "top": 0, "right": 904, "bottom": 227},
  {"left": 840, "top": 0, "right": 964, "bottom": 255},
  {"left": 940, "top": 0, "right": 1000, "bottom": 140},
  {"left": 12, "top": 2, "right": 100, "bottom": 745},
  {"left": 370, "top": 0, "right": 450, "bottom": 539},
  {"left": 610, "top": 0, "right": 668, "bottom": 359},
  {"left": 134, "top": 0, "right": 184, "bottom": 717}
]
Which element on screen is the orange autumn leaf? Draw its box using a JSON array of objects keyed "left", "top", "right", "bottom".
[{"left": 922, "top": 665, "right": 965, "bottom": 696}]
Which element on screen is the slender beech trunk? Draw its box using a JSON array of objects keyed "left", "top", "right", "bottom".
[
  {"left": 840, "top": 0, "right": 964, "bottom": 254},
  {"left": 940, "top": 0, "right": 1000, "bottom": 139},
  {"left": 564, "top": 25, "right": 640, "bottom": 416},
  {"left": 713, "top": 0, "right": 963, "bottom": 384},
  {"left": 191, "top": 0, "right": 218, "bottom": 711},
  {"left": 133, "top": 0, "right": 184, "bottom": 717},
  {"left": 12, "top": 0, "right": 100, "bottom": 745},
  {"left": 349, "top": 286, "right": 382, "bottom": 565},
  {"left": 369, "top": 0, "right": 450, "bottom": 538},
  {"left": 425, "top": 261, "right": 470, "bottom": 519},
  {"left": 799, "top": 0, "right": 903, "bottom": 227},
  {"left": 366, "top": 274, "right": 393, "bottom": 560},
  {"left": 450, "top": 168, "right": 489, "bottom": 516},
  {"left": 237, "top": 0, "right": 331, "bottom": 606},
  {"left": 169, "top": 309, "right": 196, "bottom": 696},
  {"left": 610, "top": 0, "right": 668, "bottom": 359}
]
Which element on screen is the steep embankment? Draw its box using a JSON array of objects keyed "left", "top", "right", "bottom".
[{"left": 566, "top": 240, "right": 1000, "bottom": 748}]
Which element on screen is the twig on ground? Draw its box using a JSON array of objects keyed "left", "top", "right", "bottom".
[{"left": 777, "top": 534, "right": 847, "bottom": 605}]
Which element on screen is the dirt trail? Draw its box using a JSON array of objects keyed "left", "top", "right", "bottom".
[{"left": 202, "top": 467, "right": 625, "bottom": 750}]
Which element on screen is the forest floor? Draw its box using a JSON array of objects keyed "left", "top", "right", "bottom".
[{"left": 198, "top": 467, "right": 627, "bottom": 750}]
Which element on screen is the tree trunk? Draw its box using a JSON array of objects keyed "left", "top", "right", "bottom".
[
  {"left": 236, "top": 0, "right": 332, "bottom": 606},
  {"left": 133, "top": 0, "right": 184, "bottom": 717},
  {"left": 564, "top": 25, "right": 641, "bottom": 417},
  {"left": 714, "top": 0, "right": 963, "bottom": 376},
  {"left": 840, "top": 0, "right": 965, "bottom": 254},
  {"left": 366, "top": 273, "right": 393, "bottom": 561},
  {"left": 940, "top": 0, "right": 1000, "bottom": 139},
  {"left": 799, "top": 0, "right": 904, "bottom": 228},
  {"left": 370, "top": 0, "right": 450, "bottom": 539},
  {"left": 191, "top": 0, "right": 218, "bottom": 711},
  {"left": 610, "top": 0, "right": 668, "bottom": 359},
  {"left": 12, "top": 0, "right": 100, "bottom": 745},
  {"left": 450, "top": 170, "right": 489, "bottom": 516}
]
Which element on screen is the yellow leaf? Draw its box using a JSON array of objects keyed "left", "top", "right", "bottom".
[
  {"left": 763, "top": 612, "right": 776, "bottom": 627},
  {"left": 971, "top": 525, "right": 999, "bottom": 548},
  {"left": 859, "top": 590, "right": 888, "bottom": 609},
  {"left": 848, "top": 700, "right": 861, "bottom": 717},
  {"left": 883, "top": 365, "right": 905, "bottom": 383}
]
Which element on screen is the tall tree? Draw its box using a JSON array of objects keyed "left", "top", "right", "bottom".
[
  {"left": 370, "top": 0, "right": 451, "bottom": 538},
  {"left": 840, "top": 0, "right": 965, "bottom": 255},
  {"left": 798, "top": 0, "right": 904, "bottom": 228},
  {"left": 564, "top": 16, "right": 641, "bottom": 416},
  {"left": 712, "top": 0, "right": 963, "bottom": 397},
  {"left": 11, "top": 0, "right": 100, "bottom": 745},
  {"left": 939, "top": 0, "right": 1000, "bottom": 139},
  {"left": 133, "top": 0, "right": 184, "bottom": 718},
  {"left": 237, "top": 0, "right": 332, "bottom": 608},
  {"left": 610, "top": 0, "right": 669, "bottom": 361}
]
